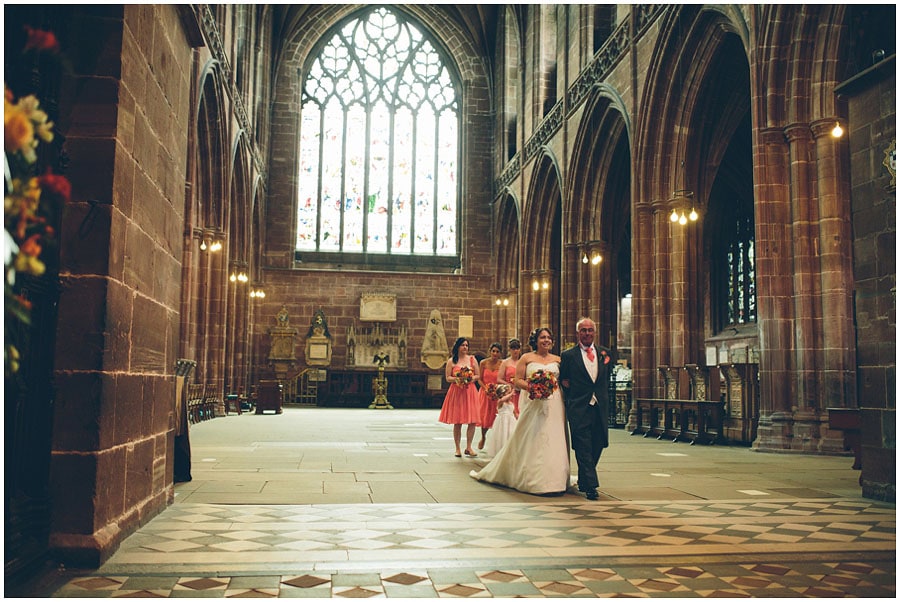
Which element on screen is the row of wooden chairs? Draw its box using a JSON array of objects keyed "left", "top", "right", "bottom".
[{"left": 186, "top": 383, "right": 219, "bottom": 424}]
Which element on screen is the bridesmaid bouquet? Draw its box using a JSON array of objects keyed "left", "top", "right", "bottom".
[
  {"left": 527, "top": 370, "right": 558, "bottom": 400},
  {"left": 454, "top": 366, "right": 474, "bottom": 386},
  {"left": 484, "top": 382, "right": 499, "bottom": 401}
]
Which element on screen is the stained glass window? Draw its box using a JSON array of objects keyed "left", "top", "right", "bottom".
[
  {"left": 725, "top": 222, "right": 755, "bottom": 325},
  {"left": 296, "top": 7, "right": 459, "bottom": 259},
  {"left": 712, "top": 203, "right": 756, "bottom": 329}
]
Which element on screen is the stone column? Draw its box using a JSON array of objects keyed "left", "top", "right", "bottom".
[
  {"left": 562, "top": 243, "right": 580, "bottom": 348},
  {"left": 753, "top": 127, "right": 796, "bottom": 451},
  {"left": 631, "top": 202, "right": 654, "bottom": 401},
  {"left": 651, "top": 198, "right": 673, "bottom": 390},
  {"left": 811, "top": 118, "right": 857, "bottom": 454},
  {"left": 49, "top": 5, "right": 190, "bottom": 565},
  {"left": 784, "top": 123, "right": 822, "bottom": 451}
]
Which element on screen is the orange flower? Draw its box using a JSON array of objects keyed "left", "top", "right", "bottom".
[{"left": 20, "top": 234, "right": 42, "bottom": 257}]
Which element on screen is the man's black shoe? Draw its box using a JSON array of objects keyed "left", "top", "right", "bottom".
[{"left": 585, "top": 489, "right": 599, "bottom": 501}]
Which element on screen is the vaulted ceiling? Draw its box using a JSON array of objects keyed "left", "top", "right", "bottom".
[{"left": 272, "top": 4, "right": 501, "bottom": 62}]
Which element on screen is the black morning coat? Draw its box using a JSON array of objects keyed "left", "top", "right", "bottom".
[{"left": 559, "top": 343, "right": 614, "bottom": 448}]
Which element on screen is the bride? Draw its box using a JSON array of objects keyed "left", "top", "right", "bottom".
[{"left": 470, "top": 327, "right": 570, "bottom": 495}]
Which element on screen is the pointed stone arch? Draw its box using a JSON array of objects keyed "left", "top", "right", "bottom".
[
  {"left": 631, "top": 6, "right": 752, "bottom": 399},
  {"left": 522, "top": 152, "right": 562, "bottom": 347},
  {"left": 224, "top": 132, "right": 253, "bottom": 397},
  {"left": 189, "top": 61, "right": 230, "bottom": 389},
  {"left": 565, "top": 86, "right": 631, "bottom": 352},
  {"left": 493, "top": 191, "right": 520, "bottom": 341}
]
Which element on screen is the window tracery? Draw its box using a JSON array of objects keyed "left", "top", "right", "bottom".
[{"left": 296, "top": 7, "right": 459, "bottom": 260}]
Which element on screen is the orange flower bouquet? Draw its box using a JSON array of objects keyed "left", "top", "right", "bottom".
[
  {"left": 527, "top": 369, "right": 558, "bottom": 400},
  {"left": 4, "top": 27, "right": 70, "bottom": 376},
  {"left": 454, "top": 365, "right": 474, "bottom": 387},
  {"left": 484, "top": 382, "right": 499, "bottom": 401}
]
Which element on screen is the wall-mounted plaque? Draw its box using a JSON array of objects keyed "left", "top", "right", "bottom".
[
  {"left": 458, "top": 315, "right": 473, "bottom": 338},
  {"left": 360, "top": 292, "right": 397, "bottom": 322},
  {"left": 308, "top": 343, "right": 329, "bottom": 360}
]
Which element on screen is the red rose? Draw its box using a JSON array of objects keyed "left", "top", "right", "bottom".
[
  {"left": 23, "top": 26, "right": 60, "bottom": 53},
  {"left": 38, "top": 171, "right": 71, "bottom": 203}
]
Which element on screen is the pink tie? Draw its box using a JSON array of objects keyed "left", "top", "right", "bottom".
[{"left": 585, "top": 346, "right": 595, "bottom": 362}]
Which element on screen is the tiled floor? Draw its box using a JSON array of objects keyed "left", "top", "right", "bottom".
[{"left": 43, "top": 408, "right": 896, "bottom": 598}]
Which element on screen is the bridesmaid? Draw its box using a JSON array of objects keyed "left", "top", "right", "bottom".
[
  {"left": 497, "top": 338, "right": 522, "bottom": 417},
  {"left": 438, "top": 337, "right": 481, "bottom": 457},
  {"left": 476, "top": 342, "right": 504, "bottom": 451}
]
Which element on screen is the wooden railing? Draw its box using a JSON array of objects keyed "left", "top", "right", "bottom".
[{"left": 631, "top": 398, "right": 726, "bottom": 445}]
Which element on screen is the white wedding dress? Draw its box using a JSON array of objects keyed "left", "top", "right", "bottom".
[
  {"left": 470, "top": 361, "right": 570, "bottom": 494},
  {"left": 486, "top": 398, "right": 516, "bottom": 457}
]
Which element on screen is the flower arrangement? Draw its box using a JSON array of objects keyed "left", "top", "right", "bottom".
[
  {"left": 454, "top": 365, "right": 474, "bottom": 387},
  {"left": 4, "top": 26, "right": 70, "bottom": 376},
  {"left": 527, "top": 369, "right": 558, "bottom": 400},
  {"left": 484, "top": 382, "right": 499, "bottom": 401}
]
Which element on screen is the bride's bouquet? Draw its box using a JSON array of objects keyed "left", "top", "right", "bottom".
[
  {"left": 527, "top": 369, "right": 558, "bottom": 400},
  {"left": 454, "top": 366, "right": 474, "bottom": 387}
]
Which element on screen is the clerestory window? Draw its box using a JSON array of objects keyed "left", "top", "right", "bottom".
[{"left": 296, "top": 7, "right": 460, "bottom": 269}]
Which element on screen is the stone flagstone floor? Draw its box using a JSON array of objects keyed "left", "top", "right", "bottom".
[{"left": 30, "top": 407, "right": 896, "bottom": 598}]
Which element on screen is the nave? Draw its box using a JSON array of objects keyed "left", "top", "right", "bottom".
[{"left": 39, "top": 408, "right": 895, "bottom": 598}]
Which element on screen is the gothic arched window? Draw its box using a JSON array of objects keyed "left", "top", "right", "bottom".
[{"left": 296, "top": 7, "right": 460, "bottom": 266}]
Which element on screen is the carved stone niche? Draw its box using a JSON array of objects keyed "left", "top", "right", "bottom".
[
  {"left": 268, "top": 305, "right": 298, "bottom": 380},
  {"left": 304, "top": 308, "right": 332, "bottom": 367},
  {"left": 420, "top": 309, "right": 450, "bottom": 370}
]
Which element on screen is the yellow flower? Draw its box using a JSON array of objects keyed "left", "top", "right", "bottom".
[
  {"left": 8, "top": 344, "right": 20, "bottom": 373},
  {"left": 14, "top": 251, "right": 45, "bottom": 276},
  {"left": 4, "top": 104, "right": 34, "bottom": 156},
  {"left": 4, "top": 91, "right": 53, "bottom": 161}
]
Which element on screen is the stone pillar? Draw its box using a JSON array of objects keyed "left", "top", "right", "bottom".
[
  {"left": 562, "top": 243, "right": 580, "bottom": 348},
  {"left": 49, "top": 5, "right": 191, "bottom": 565},
  {"left": 753, "top": 127, "right": 796, "bottom": 451},
  {"left": 811, "top": 118, "right": 857, "bottom": 455},
  {"left": 652, "top": 199, "right": 673, "bottom": 389},
  {"left": 783, "top": 123, "right": 820, "bottom": 451},
  {"left": 631, "top": 202, "right": 654, "bottom": 401}
]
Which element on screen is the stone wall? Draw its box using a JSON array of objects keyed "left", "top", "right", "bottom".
[
  {"left": 838, "top": 55, "right": 896, "bottom": 502},
  {"left": 252, "top": 269, "right": 502, "bottom": 380},
  {"left": 49, "top": 5, "right": 192, "bottom": 564}
]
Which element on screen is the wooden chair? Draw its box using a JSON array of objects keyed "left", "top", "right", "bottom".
[{"left": 186, "top": 383, "right": 204, "bottom": 424}]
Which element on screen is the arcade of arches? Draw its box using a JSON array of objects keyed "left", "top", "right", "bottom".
[{"left": 4, "top": 3, "right": 895, "bottom": 577}]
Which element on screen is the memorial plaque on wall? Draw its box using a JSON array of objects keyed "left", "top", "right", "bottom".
[
  {"left": 360, "top": 292, "right": 397, "bottom": 322},
  {"left": 458, "top": 315, "right": 473, "bottom": 338}
]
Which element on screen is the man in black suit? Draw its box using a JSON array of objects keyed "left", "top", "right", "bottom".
[{"left": 559, "top": 317, "right": 613, "bottom": 500}]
